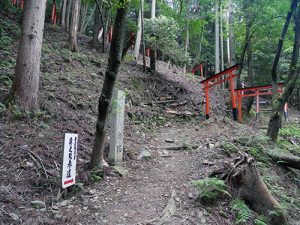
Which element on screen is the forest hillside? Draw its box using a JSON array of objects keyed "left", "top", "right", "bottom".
[{"left": 1, "top": 1, "right": 300, "bottom": 225}]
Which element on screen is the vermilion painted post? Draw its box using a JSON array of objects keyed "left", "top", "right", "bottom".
[
  {"left": 146, "top": 48, "right": 150, "bottom": 57},
  {"left": 237, "top": 91, "right": 242, "bottom": 122},
  {"left": 52, "top": 4, "right": 55, "bottom": 21},
  {"left": 13, "top": 0, "right": 16, "bottom": 6},
  {"left": 54, "top": 15, "right": 57, "bottom": 27},
  {"left": 284, "top": 102, "right": 288, "bottom": 121},
  {"left": 205, "top": 83, "right": 210, "bottom": 119},
  {"left": 21, "top": 0, "right": 24, "bottom": 10},
  {"left": 229, "top": 72, "right": 237, "bottom": 121},
  {"left": 256, "top": 90, "right": 260, "bottom": 121},
  {"left": 200, "top": 64, "right": 203, "bottom": 78}
]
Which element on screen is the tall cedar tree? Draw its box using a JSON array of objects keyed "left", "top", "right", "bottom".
[
  {"left": 69, "top": 0, "right": 80, "bottom": 51},
  {"left": 267, "top": 2, "right": 300, "bottom": 142},
  {"left": 9, "top": 0, "right": 47, "bottom": 113},
  {"left": 89, "top": 3, "right": 128, "bottom": 170}
]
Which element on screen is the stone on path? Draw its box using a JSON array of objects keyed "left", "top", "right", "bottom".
[
  {"left": 30, "top": 200, "right": 46, "bottom": 209},
  {"left": 138, "top": 149, "right": 152, "bottom": 160},
  {"left": 112, "top": 165, "right": 128, "bottom": 177}
]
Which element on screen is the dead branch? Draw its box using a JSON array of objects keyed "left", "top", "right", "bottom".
[
  {"left": 158, "top": 145, "right": 198, "bottom": 151},
  {"left": 165, "top": 109, "right": 199, "bottom": 117}
]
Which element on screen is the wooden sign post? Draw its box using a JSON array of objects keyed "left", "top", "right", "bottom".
[
  {"left": 61, "top": 133, "right": 78, "bottom": 188},
  {"left": 109, "top": 90, "right": 126, "bottom": 163}
]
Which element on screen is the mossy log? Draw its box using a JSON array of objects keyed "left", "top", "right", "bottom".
[{"left": 268, "top": 152, "right": 300, "bottom": 170}]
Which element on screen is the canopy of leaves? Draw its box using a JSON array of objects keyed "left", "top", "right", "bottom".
[{"left": 144, "top": 16, "right": 189, "bottom": 64}]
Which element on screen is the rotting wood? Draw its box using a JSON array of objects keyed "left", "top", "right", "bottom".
[{"left": 211, "top": 154, "right": 288, "bottom": 225}]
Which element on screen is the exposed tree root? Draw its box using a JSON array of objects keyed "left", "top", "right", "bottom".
[{"left": 211, "top": 154, "right": 288, "bottom": 225}]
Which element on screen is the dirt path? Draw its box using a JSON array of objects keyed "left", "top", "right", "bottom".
[{"left": 56, "top": 118, "right": 253, "bottom": 225}]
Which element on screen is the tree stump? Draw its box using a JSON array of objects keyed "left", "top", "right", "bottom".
[{"left": 211, "top": 154, "right": 288, "bottom": 225}]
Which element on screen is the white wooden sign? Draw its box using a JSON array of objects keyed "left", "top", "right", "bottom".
[
  {"left": 109, "top": 90, "right": 125, "bottom": 163},
  {"left": 61, "top": 133, "right": 78, "bottom": 188}
]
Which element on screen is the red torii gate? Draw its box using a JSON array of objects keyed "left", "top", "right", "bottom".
[
  {"left": 235, "top": 83, "right": 287, "bottom": 122},
  {"left": 200, "top": 65, "right": 239, "bottom": 120}
]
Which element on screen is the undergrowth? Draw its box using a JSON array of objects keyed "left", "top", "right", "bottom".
[
  {"left": 192, "top": 178, "right": 229, "bottom": 201},
  {"left": 231, "top": 199, "right": 252, "bottom": 224}
]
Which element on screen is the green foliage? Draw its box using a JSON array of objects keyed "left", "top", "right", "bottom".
[
  {"left": 234, "top": 135, "right": 272, "bottom": 161},
  {"left": 0, "top": 0, "right": 17, "bottom": 13},
  {"left": 254, "top": 215, "right": 268, "bottom": 225},
  {"left": 221, "top": 141, "right": 239, "bottom": 154},
  {"left": 192, "top": 178, "right": 228, "bottom": 200},
  {"left": 0, "top": 102, "right": 6, "bottom": 114},
  {"left": 279, "top": 124, "right": 300, "bottom": 139},
  {"left": 0, "top": 20, "right": 20, "bottom": 50},
  {"left": 90, "top": 169, "right": 103, "bottom": 182},
  {"left": 144, "top": 16, "right": 189, "bottom": 65},
  {"left": 231, "top": 199, "right": 252, "bottom": 224},
  {"left": 8, "top": 103, "right": 25, "bottom": 120},
  {"left": 0, "top": 73, "right": 13, "bottom": 90}
]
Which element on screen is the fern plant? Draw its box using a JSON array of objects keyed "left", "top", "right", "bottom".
[
  {"left": 254, "top": 215, "right": 268, "bottom": 225},
  {"left": 192, "top": 178, "right": 229, "bottom": 200},
  {"left": 231, "top": 199, "right": 252, "bottom": 224}
]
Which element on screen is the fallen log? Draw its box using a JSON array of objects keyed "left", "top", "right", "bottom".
[
  {"left": 165, "top": 109, "right": 199, "bottom": 117},
  {"left": 211, "top": 154, "right": 288, "bottom": 225},
  {"left": 268, "top": 152, "right": 300, "bottom": 170}
]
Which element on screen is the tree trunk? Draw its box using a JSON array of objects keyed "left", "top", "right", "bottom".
[
  {"left": 9, "top": 0, "right": 47, "bottom": 113},
  {"left": 267, "top": 4, "right": 300, "bottom": 142},
  {"left": 69, "top": 0, "right": 80, "bottom": 52},
  {"left": 151, "top": 0, "right": 156, "bottom": 19},
  {"left": 271, "top": 0, "right": 298, "bottom": 104},
  {"left": 102, "top": 7, "right": 109, "bottom": 53},
  {"left": 237, "top": 34, "right": 248, "bottom": 88},
  {"left": 92, "top": 1, "right": 102, "bottom": 48},
  {"left": 245, "top": 5, "right": 254, "bottom": 114},
  {"left": 79, "top": 3, "right": 88, "bottom": 35},
  {"left": 141, "top": 0, "right": 146, "bottom": 72},
  {"left": 211, "top": 154, "right": 288, "bottom": 225},
  {"left": 150, "top": 50, "right": 156, "bottom": 75},
  {"left": 81, "top": 4, "right": 96, "bottom": 34},
  {"left": 61, "top": 0, "right": 68, "bottom": 28},
  {"left": 220, "top": 3, "right": 224, "bottom": 72},
  {"left": 134, "top": 5, "right": 142, "bottom": 60},
  {"left": 89, "top": 3, "right": 128, "bottom": 170},
  {"left": 183, "top": 14, "right": 190, "bottom": 76},
  {"left": 215, "top": 0, "right": 220, "bottom": 74},
  {"left": 66, "top": 0, "right": 72, "bottom": 32},
  {"left": 195, "top": 25, "right": 205, "bottom": 63},
  {"left": 228, "top": 0, "right": 236, "bottom": 66}
]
